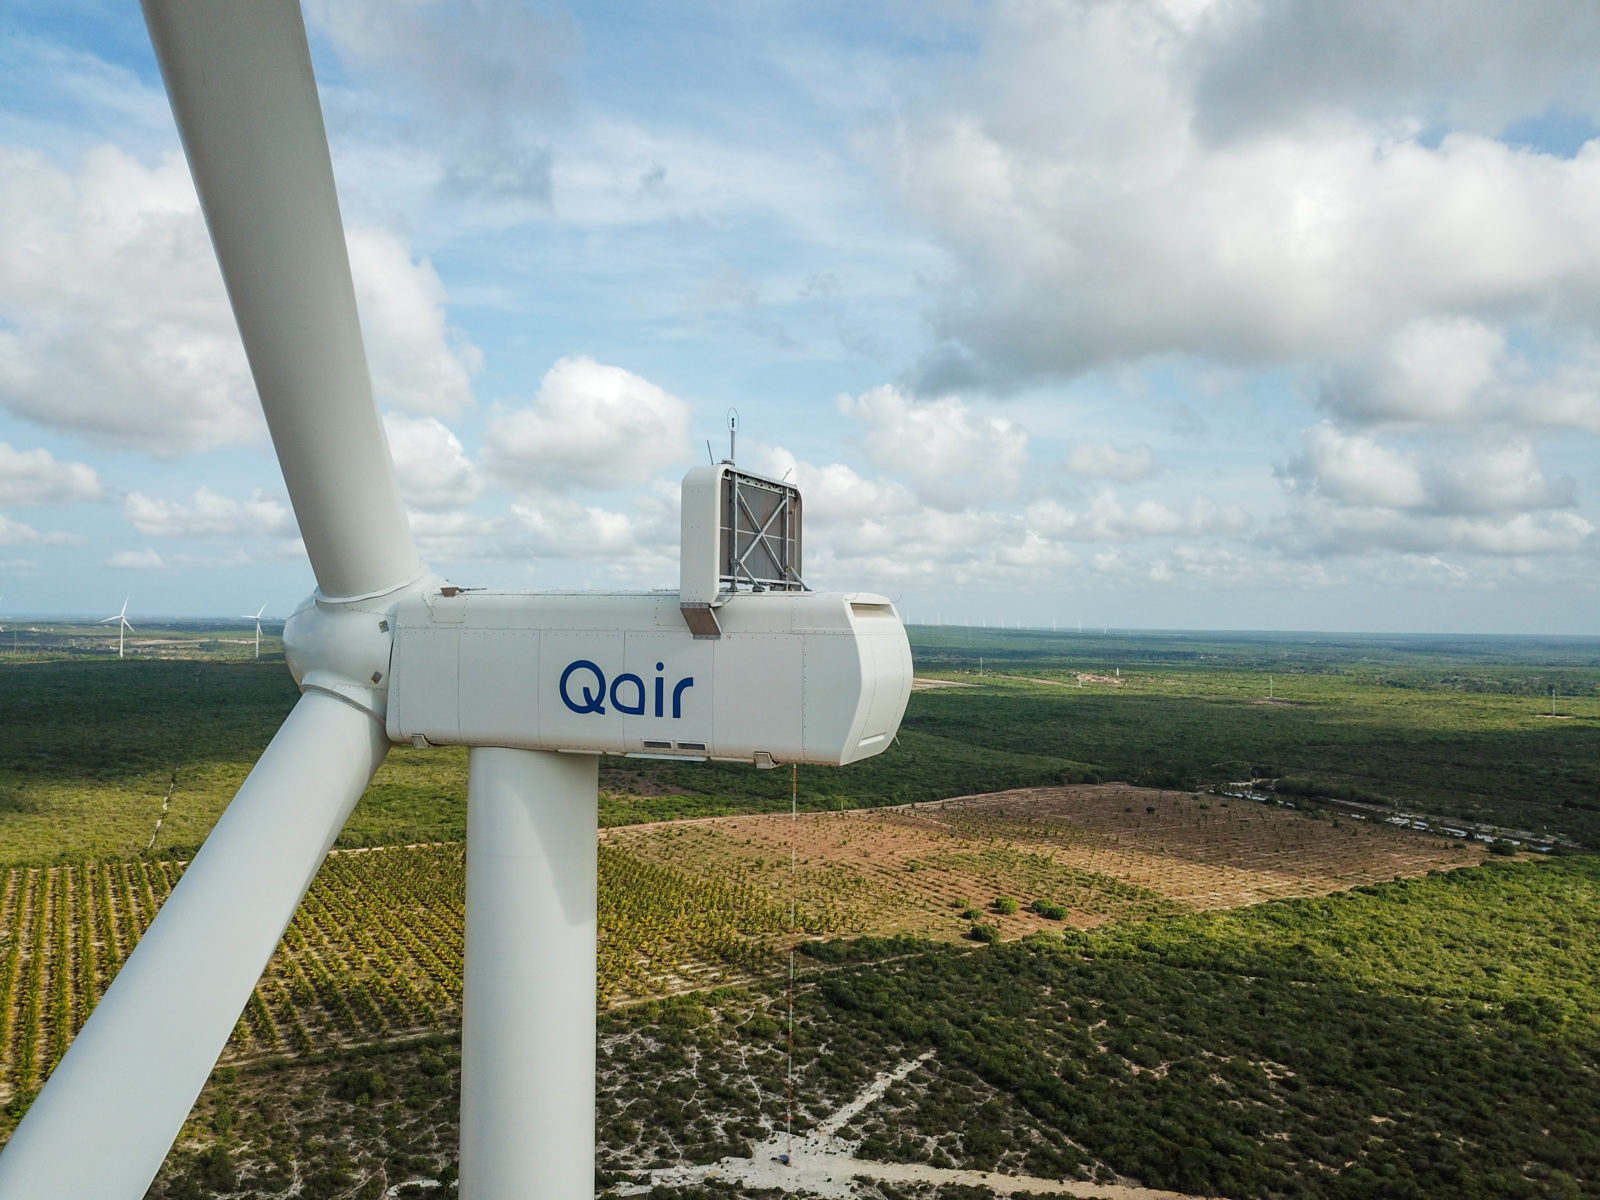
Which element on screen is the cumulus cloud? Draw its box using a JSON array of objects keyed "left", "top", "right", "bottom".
[
  {"left": 1065, "top": 441, "right": 1159, "bottom": 482},
  {"left": 382, "top": 413, "right": 483, "bottom": 511},
  {"left": 1322, "top": 318, "right": 1600, "bottom": 430},
  {"left": 881, "top": 1, "right": 1600, "bottom": 386},
  {"left": 836, "top": 385, "right": 1030, "bottom": 510},
  {"left": 350, "top": 229, "right": 480, "bottom": 417},
  {"left": 1279, "top": 501, "right": 1593, "bottom": 559},
  {"left": 484, "top": 357, "right": 692, "bottom": 490},
  {"left": 1284, "top": 426, "right": 1427, "bottom": 509},
  {"left": 404, "top": 509, "right": 502, "bottom": 563},
  {"left": 0, "top": 146, "right": 481, "bottom": 455},
  {"left": 1027, "top": 491, "right": 1251, "bottom": 542},
  {"left": 0, "top": 443, "right": 102, "bottom": 506},
  {"left": 1185, "top": 0, "right": 1600, "bottom": 142},
  {"left": 745, "top": 441, "right": 1263, "bottom": 596},
  {"left": 0, "top": 146, "right": 258, "bottom": 454},
  {"left": 1278, "top": 423, "right": 1590, "bottom": 558},
  {"left": 502, "top": 483, "right": 679, "bottom": 585},
  {"left": 124, "top": 487, "right": 296, "bottom": 539},
  {"left": 1284, "top": 424, "right": 1575, "bottom": 515}
]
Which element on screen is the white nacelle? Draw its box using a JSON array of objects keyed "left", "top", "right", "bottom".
[{"left": 385, "top": 587, "right": 911, "bottom": 766}]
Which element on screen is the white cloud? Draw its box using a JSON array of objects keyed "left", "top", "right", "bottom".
[
  {"left": 403, "top": 509, "right": 500, "bottom": 562},
  {"left": 1428, "top": 443, "right": 1575, "bottom": 515},
  {"left": 0, "top": 443, "right": 102, "bottom": 505},
  {"left": 124, "top": 487, "right": 296, "bottom": 539},
  {"left": 1065, "top": 441, "right": 1159, "bottom": 482},
  {"left": 836, "top": 385, "right": 1030, "bottom": 510},
  {"left": 382, "top": 413, "right": 483, "bottom": 511},
  {"left": 108, "top": 548, "right": 165, "bottom": 569},
  {"left": 0, "top": 146, "right": 481, "bottom": 455},
  {"left": 1027, "top": 490, "right": 1251, "bottom": 542},
  {"left": 509, "top": 494, "right": 638, "bottom": 558},
  {"left": 503, "top": 484, "right": 679, "bottom": 585},
  {"left": 350, "top": 229, "right": 480, "bottom": 417},
  {"left": 1284, "top": 424, "right": 1574, "bottom": 515},
  {"left": 1277, "top": 423, "right": 1591, "bottom": 559},
  {"left": 1285, "top": 425, "right": 1428, "bottom": 508},
  {"left": 483, "top": 357, "right": 692, "bottom": 490},
  {"left": 1322, "top": 317, "right": 1600, "bottom": 430},
  {"left": 881, "top": 2, "right": 1600, "bottom": 385},
  {"left": 746, "top": 444, "right": 1259, "bottom": 594},
  {"left": 0, "top": 146, "right": 258, "bottom": 454},
  {"left": 1278, "top": 500, "right": 1593, "bottom": 559},
  {"left": 1185, "top": 1, "right": 1600, "bottom": 142}
]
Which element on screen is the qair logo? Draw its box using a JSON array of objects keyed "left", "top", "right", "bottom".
[{"left": 559, "top": 660, "right": 694, "bottom": 717}]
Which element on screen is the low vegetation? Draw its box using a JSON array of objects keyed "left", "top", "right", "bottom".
[{"left": 0, "top": 625, "right": 1595, "bottom": 1197}]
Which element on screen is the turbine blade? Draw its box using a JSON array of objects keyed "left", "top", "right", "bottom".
[
  {"left": 0, "top": 691, "right": 389, "bottom": 1198},
  {"left": 143, "top": 0, "right": 420, "bottom": 600}
]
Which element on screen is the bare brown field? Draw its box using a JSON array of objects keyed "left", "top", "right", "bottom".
[
  {"left": 0, "top": 786, "right": 1488, "bottom": 1095},
  {"left": 606, "top": 784, "right": 1485, "bottom": 943}
]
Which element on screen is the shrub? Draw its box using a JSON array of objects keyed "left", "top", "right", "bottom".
[
  {"left": 994, "top": 896, "right": 1020, "bottom": 915},
  {"left": 969, "top": 923, "right": 1001, "bottom": 944}
]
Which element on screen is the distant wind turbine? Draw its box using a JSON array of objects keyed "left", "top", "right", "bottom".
[
  {"left": 101, "top": 598, "right": 134, "bottom": 659},
  {"left": 242, "top": 603, "right": 267, "bottom": 658}
]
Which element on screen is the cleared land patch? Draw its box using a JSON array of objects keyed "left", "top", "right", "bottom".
[
  {"left": 609, "top": 784, "right": 1484, "bottom": 941},
  {"left": 0, "top": 786, "right": 1487, "bottom": 1111}
]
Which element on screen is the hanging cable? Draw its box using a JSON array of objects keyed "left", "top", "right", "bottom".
[{"left": 787, "top": 760, "right": 797, "bottom": 1164}]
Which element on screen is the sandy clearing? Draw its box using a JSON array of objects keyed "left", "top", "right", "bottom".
[
  {"left": 607, "top": 784, "right": 1483, "bottom": 945},
  {"left": 619, "top": 1053, "right": 1221, "bottom": 1200}
]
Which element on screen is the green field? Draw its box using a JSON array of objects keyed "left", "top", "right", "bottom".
[
  {"left": 3, "top": 626, "right": 1597, "bottom": 867},
  {"left": 130, "top": 855, "right": 1600, "bottom": 1199},
  {"left": 2, "top": 624, "right": 1598, "bottom": 1198}
]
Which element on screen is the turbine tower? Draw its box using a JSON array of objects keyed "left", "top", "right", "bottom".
[
  {"left": 243, "top": 602, "right": 267, "bottom": 658},
  {"left": 100, "top": 597, "right": 133, "bottom": 659},
  {"left": 0, "top": 4, "right": 912, "bottom": 1198}
]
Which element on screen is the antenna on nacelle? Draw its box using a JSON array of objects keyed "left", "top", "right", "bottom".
[{"left": 727, "top": 407, "right": 739, "bottom": 464}]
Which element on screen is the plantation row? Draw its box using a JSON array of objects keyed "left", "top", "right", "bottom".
[{"left": 0, "top": 842, "right": 805, "bottom": 1104}]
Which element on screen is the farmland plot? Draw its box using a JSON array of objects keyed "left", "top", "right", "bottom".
[
  {"left": 0, "top": 841, "right": 796, "bottom": 1106},
  {"left": 609, "top": 784, "right": 1484, "bottom": 941},
  {"left": 0, "top": 785, "right": 1486, "bottom": 1106}
]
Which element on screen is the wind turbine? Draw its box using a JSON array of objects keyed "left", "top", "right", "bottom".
[
  {"left": 242, "top": 602, "right": 267, "bottom": 659},
  {"left": 0, "top": 4, "right": 912, "bottom": 1198},
  {"left": 101, "top": 597, "right": 134, "bottom": 659}
]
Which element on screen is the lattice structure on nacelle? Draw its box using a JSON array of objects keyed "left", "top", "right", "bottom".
[{"left": 721, "top": 469, "right": 804, "bottom": 591}]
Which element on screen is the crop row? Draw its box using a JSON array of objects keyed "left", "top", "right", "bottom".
[{"left": 0, "top": 841, "right": 806, "bottom": 1098}]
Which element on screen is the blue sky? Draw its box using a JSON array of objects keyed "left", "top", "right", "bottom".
[{"left": 2, "top": 0, "right": 1599, "bottom": 633}]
